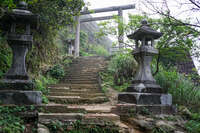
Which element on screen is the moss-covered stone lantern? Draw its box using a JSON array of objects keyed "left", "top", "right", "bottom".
[
  {"left": 0, "top": 1, "right": 42, "bottom": 105},
  {"left": 118, "top": 20, "right": 173, "bottom": 114}
]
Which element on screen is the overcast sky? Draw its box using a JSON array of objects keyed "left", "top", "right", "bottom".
[{"left": 85, "top": 0, "right": 200, "bottom": 73}]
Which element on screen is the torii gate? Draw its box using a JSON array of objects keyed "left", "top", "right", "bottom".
[{"left": 74, "top": 4, "right": 135, "bottom": 57}]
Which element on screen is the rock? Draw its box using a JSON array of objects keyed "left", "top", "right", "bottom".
[
  {"left": 174, "top": 131, "right": 185, "bottom": 133},
  {"left": 156, "top": 121, "right": 175, "bottom": 131},
  {"left": 179, "top": 106, "right": 192, "bottom": 118},
  {"left": 132, "top": 119, "right": 154, "bottom": 130},
  {"left": 38, "top": 124, "right": 50, "bottom": 133}
]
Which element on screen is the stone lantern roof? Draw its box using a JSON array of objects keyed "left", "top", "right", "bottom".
[
  {"left": 127, "top": 20, "right": 163, "bottom": 41},
  {"left": 0, "top": 1, "right": 38, "bottom": 30}
]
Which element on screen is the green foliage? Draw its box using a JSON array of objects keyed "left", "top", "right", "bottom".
[
  {"left": 99, "top": 51, "right": 136, "bottom": 92},
  {"left": 154, "top": 65, "right": 200, "bottom": 106},
  {"left": 34, "top": 75, "right": 58, "bottom": 104},
  {"left": 80, "top": 31, "right": 89, "bottom": 49},
  {"left": 79, "top": 30, "right": 109, "bottom": 57},
  {"left": 184, "top": 111, "right": 200, "bottom": 133},
  {"left": 0, "top": 106, "right": 26, "bottom": 133},
  {"left": 108, "top": 51, "right": 137, "bottom": 86},
  {"left": 0, "top": 0, "right": 85, "bottom": 75},
  {"left": 127, "top": 15, "right": 200, "bottom": 66},
  {"left": 80, "top": 50, "right": 94, "bottom": 57},
  {"left": 185, "top": 120, "right": 200, "bottom": 133},
  {"left": 100, "top": 71, "right": 130, "bottom": 92},
  {"left": 185, "top": 112, "right": 200, "bottom": 133},
  {"left": 98, "top": 14, "right": 200, "bottom": 66},
  {"left": 62, "top": 56, "right": 73, "bottom": 67},
  {"left": 48, "top": 64, "right": 65, "bottom": 79},
  {"left": 152, "top": 127, "right": 168, "bottom": 133},
  {"left": 90, "top": 45, "right": 109, "bottom": 56},
  {"left": 0, "top": 40, "right": 12, "bottom": 78}
]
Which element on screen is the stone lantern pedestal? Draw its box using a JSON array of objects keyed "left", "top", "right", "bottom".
[
  {"left": 118, "top": 20, "right": 173, "bottom": 114},
  {"left": 0, "top": 1, "right": 42, "bottom": 105}
]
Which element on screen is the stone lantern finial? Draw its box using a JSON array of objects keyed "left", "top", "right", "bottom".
[
  {"left": 141, "top": 19, "right": 148, "bottom": 25},
  {"left": 18, "top": 1, "right": 28, "bottom": 10}
]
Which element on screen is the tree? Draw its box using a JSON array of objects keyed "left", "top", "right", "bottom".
[
  {"left": 97, "top": 14, "right": 200, "bottom": 75},
  {"left": 0, "top": 0, "right": 85, "bottom": 73},
  {"left": 140, "top": 0, "right": 200, "bottom": 29}
]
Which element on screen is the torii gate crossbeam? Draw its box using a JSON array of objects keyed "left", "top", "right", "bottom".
[{"left": 74, "top": 4, "right": 135, "bottom": 57}]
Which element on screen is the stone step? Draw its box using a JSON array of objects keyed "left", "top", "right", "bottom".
[
  {"left": 69, "top": 61, "right": 103, "bottom": 63},
  {"left": 63, "top": 77, "right": 98, "bottom": 82},
  {"left": 37, "top": 104, "right": 86, "bottom": 113},
  {"left": 64, "top": 77, "right": 98, "bottom": 80},
  {"left": 67, "top": 66, "right": 104, "bottom": 69},
  {"left": 48, "top": 92, "right": 105, "bottom": 97},
  {"left": 48, "top": 84, "right": 99, "bottom": 88},
  {"left": 68, "top": 69, "right": 103, "bottom": 71},
  {"left": 64, "top": 81, "right": 98, "bottom": 84},
  {"left": 38, "top": 113, "right": 83, "bottom": 124},
  {"left": 66, "top": 69, "right": 100, "bottom": 71},
  {"left": 65, "top": 76, "right": 98, "bottom": 79},
  {"left": 48, "top": 85, "right": 100, "bottom": 90},
  {"left": 48, "top": 96, "right": 109, "bottom": 104},
  {"left": 67, "top": 105, "right": 116, "bottom": 113},
  {"left": 69, "top": 65, "right": 103, "bottom": 68},
  {"left": 66, "top": 74, "right": 99, "bottom": 77},
  {"left": 39, "top": 113, "right": 120, "bottom": 126},
  {"left": 37, "top": 104, "right": 115, "bottom": 113},
  {"left": 82, "top": 113, "right": 120, "bottom": 125},
  {"left": 63, "top": 78, "right": 98, "bottom": 81},
  {"left": 64, "top": 76, "right": 98, "bottom": 79},
  {"left": 49, "top": 88, "right": 101, "bottom": 93}
]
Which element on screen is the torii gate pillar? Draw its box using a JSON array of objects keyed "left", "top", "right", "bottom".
[
  {"left": 75, "top": 16, "right": 80, "bottom": 57},
  {"left": 118, "top": 8, "right": 124, "bottom": 49}
]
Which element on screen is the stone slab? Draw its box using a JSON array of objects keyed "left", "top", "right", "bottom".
[
  {"left": 38, "top": 113, "right": 83, "bottom": 124},
  {"left": 0, "top": 79, "right": 33, "bottom": 90},
  {"left": 127, "top": 83, "right": 167, "bottom": 93},
  {"left": 0, "top": 90, "right": 42, "bottom": 105},
  {"left": 48, "top": 96, "right": 108, "bottom": 104},
  {"left": 118, "top": 92, "right": 172, "bottom": 105},
  {"left": 82, "top": 113, "right": 120, "bottom": 125},
  {"left": 48, "top": 92, "right": 105, "bottom": 97},
  {"left": 117, "top": 104, "right": 175, "bottom": 115}
]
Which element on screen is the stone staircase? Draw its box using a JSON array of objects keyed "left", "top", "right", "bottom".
[{"left": 38, "top": 56, "right": 129, "bottom": 132}]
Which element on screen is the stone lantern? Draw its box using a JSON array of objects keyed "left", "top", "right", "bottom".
[
  {"left": 0, "top": 1, "right": 42, "bottom": 105},
  {"left": 66, "top": 39, "right": 75, "bottom": 56},
  {"left": 118, "top": 20, "right": 172, "bottom": 114}
]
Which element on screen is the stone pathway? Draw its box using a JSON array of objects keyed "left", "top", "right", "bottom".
[{"left": 38, "top": 56, "right": 131, "bottom": 132}]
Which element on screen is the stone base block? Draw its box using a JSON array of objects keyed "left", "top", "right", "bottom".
[
  {"left": 0, "top": 79, "right": 33, "bottom": 90},
  {"left": 127, "top": 83, "right": 167, "bottom": 93},
  {"left": 117, "top": 104, "right": 175, "bottom": 115},
  {"left": 0, "top": 90, "right": 42, "bottom": 105},
  {"left": 118, "top": 92, "right": 172, "bottom": 105}
]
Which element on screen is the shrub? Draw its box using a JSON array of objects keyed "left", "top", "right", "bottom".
[
  {"left": 0, "top": 107, "right": 26, "bottom": 133},
  {"left": 80, "top": 50, "right": 94, "bottom": 57},
  {"left": 34, "top": 75, "right": 58, "bottom": 104},
  {"left": 154, "top": 65, "right": 200, "bottom": 106},
  {"left": 0, "top": 41, "right": 12, "bottom": 77},
  {"left": 48, "top": 64, "right": 65, "bottom": 79},
  {"left": 107, "top": 51, "right": 137, "bottom": 86},
  {"left": 91, "top": 45, "right": 109, "bottom": 56}
]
